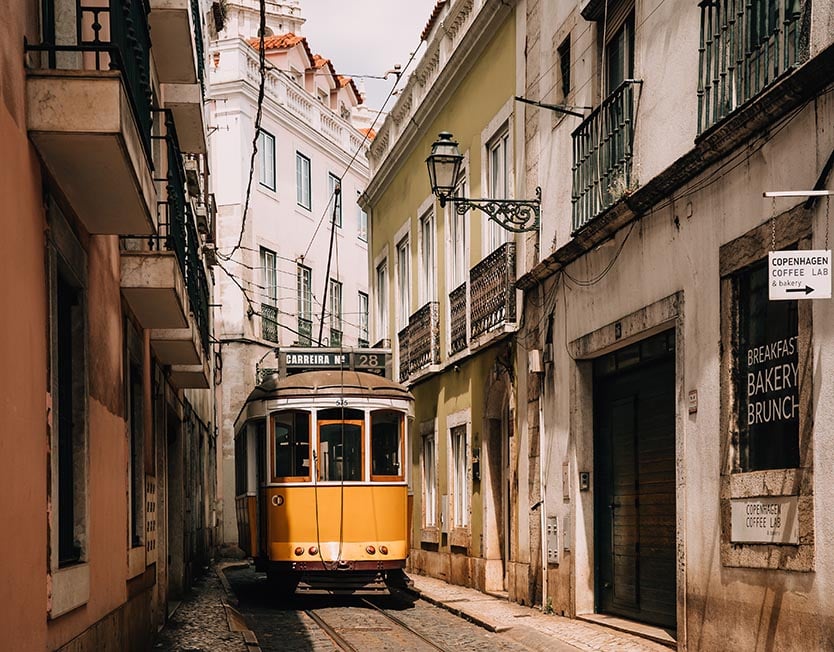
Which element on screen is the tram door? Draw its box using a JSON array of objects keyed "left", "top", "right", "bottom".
[
  {"left": 256, "top": 420, "right": 267, "bottom": 558},
  {"left": 594, "top": 331, "right": 676, "bottom": 630}
]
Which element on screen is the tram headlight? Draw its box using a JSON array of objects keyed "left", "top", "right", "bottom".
[
  {"left": 308, "top": 546, "right": 318, "bottom": 555},
  {"left": 366, "top": 545, "right": 376, "bottom": 555},
  {"left": 294, "top": 547, "right": 304, "bottom": 556},
  {"left": 379, "top": 546, "right": 388, "bottom": 555}
]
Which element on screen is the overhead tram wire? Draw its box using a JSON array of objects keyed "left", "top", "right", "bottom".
[
  {"left": 219, "top": 0, "right": 267, "bottom": 262},
  {"left": 301, "top": 37, "right": 427, "bottom": 262}
]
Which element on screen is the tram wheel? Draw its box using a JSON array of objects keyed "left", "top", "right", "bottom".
[{"left": 266, "top": 570, "right": 300, "bottom": 598}]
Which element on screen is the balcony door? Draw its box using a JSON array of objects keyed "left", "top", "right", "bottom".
[{"left": 605, "top": 8, "right": 634, "bottom": 94}]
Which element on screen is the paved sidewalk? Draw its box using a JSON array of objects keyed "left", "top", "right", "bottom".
[
  {"left": 409, "top": 574, "right": 675, "bottom": 652},
  {"left": 153, "top": 562, "right": 257, "bottom": 652}
]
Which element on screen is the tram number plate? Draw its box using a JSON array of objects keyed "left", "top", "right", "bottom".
[{"left": 355, "top": 353, "right": 385, "bottom": 371}]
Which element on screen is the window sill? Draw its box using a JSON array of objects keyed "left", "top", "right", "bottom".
[
  {"left": 449, "top": 527, "right": 470, "bottom": 550},
  {"left": 49, "top": 563, "right": 90, "bottom": 619},
  {"left": 421, "top": 527, "right": 440, "bottom": 544}
]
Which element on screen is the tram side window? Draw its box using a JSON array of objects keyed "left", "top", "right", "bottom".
[
  {"left": 318, "top": 408, "right": 364, "bottom": 482},
  {"left": 371, "top": 410, "right": 403, "bottom": 479},
  {"left": 273, "top": 411, "right": 310, "bottom": 481}
]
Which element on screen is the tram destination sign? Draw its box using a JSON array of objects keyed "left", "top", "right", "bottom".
[
  {"left": 279, "top": 348, "right": 390, "bottom": 377},
  {"left": 768, "top": 250, "right": 831, "bottom": 300}
]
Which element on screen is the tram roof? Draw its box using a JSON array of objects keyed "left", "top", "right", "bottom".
[{"left": 245, "top": 369, "right": 414, "bottom": 403}]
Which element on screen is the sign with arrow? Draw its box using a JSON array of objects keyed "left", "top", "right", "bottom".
[{"left": 768, "top": 250, "right": 831, "bottom": 300}]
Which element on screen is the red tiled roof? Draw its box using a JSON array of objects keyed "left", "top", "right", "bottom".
[
  {"left": 246, "top": 32, "right": 314, "bottom": 62},
  {"left": 338, "top": 75, "right": 362, "bottom": 102},
  {"left": 421, "top": 1, "right": 447, "bottom": 42}
]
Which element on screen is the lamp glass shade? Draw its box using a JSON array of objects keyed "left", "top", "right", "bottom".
[{"left": 426, "top": 132, "right": 463, "bottom": 201}]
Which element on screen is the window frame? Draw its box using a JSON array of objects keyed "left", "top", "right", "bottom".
[
  {"left": 358, "top": 291, "right": 369, "bottom": 345},
  {"left": 370, "top": 409, "right": 406, "bottom": 482},
  {"left": 296, "top": 151, "right": 312, "bottom": 210},
  {"left": 258, "top": 129, "right": 276, "bottom": 191},
  {"left": 329, "top": 278, "right": 342, "bottom": 345},
  {"left": 375, "top": 259, "right": 389, "bottom": 343},
  {"left": 358, "top": 205, "right": 368, "bottom": 242},
  {"left": 317, "top": 417, "right": 366, "bottom": 483},
  {"left": 396, "top": 235, "right": 411, "bottom": 328},
  {"left": 486, "top": 128, "right": 510, "bottom": 253},
  {"left": 270, "top": 410, "right": 312, "bottom": 483},
  {"left": 419, "top": 209, "right": 437, "bottom": 305},
  {"left": 328, "top": 172, "right": 342, "bottom": 227},
  {"left": 422, "top": 431, "right": 437, "bottom": 528},
  {"left": 450, "top": 424, "right": 470, "bottom": 528}
]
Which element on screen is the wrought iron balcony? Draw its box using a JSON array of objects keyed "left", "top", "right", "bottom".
[
  {"left": 25, "top": 0, "right": 156, "bottom": 234},
  {"left": 571, "top": 80, "right": 641, "bottom": 232},
  {"left": 261, "top": 304, "right": 279, "bottom": 342},
  {"left": 449, "top": 282, "right": 468, "bottom": 355},
  {"left": 298, "top": 317, "right": 313, "bottom": 346},
  {"left": 470, "top": 243, "right": 516, "bottom": 340},
  {"left": 330, "top": 329, "right": 342, "bottom": 348},
  {"left": 402, "top": 302, "right": 441, "bottom": 381},
  {"left": 697, "top": 0, "right": 805, "bottom": 134}
]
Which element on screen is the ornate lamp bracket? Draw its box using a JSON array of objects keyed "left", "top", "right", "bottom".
[{"left": 447, "top": 187, "right": 541, "bottom": 233}]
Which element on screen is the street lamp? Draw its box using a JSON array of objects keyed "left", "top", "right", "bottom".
[{"left": 426, "top": 131, "right": 541, "bottom": 233}]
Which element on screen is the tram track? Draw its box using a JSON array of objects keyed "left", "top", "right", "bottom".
[{"left": 304, "top": 597, "right": 453, "bottom": 652}]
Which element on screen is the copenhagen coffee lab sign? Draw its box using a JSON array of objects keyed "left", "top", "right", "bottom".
[{"left": 768, "top": 249, "right": 831, "bottom": 299}]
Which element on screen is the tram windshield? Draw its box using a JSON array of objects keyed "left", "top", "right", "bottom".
[
  {"left": 371, "top": 410, "right": 403, "bottom": 479},
  {"left": 318, "top": 408, "right": 363, "bottom": 481}
]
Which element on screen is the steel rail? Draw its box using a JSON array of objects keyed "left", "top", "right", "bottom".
[
  {"left": 304, "top": 609, "right": 359, "bottom": 652},
  {"left": 360, "top": 598, "right": 452, "bottom": 652}
]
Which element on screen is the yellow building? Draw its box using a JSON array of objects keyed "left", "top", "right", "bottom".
[{"left": 362, "top": 0, "right": 538, "bottom": 601}]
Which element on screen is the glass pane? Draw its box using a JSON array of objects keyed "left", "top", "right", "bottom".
[
  {"left": 274, "top": 411, "right": 310, "bottom": 479},
  {"left": 371, "top": 410, "right": 402, "bottom": 477},
  {"left": 319, "top": 422, "right": 362, "bottom": 481}
]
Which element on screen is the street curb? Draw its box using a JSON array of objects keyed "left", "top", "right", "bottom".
[{"left": 216, "top": 561, "right": 262, "bottom": 652}]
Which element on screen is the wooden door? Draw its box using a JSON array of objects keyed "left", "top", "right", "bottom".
[{"left": 595, "top": 333, "right": 676, "bottom": 630}]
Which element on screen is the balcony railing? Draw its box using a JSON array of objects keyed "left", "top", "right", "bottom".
[
  {"left": 329, "top": 329, "right": 342, "bottom": 348},
  {"left": 297, "top": 317, "right": 312, "bottom": 346},
  {"left": 449, "top": 282, "right": 468, "bottom": 355},
  {"left": 697, "top": 0, "right": 805, "bottom": 134},
  {"left": 28, "top": 0, "right": 154, "bottom": 162},
  {"left": 262, "top": 304, "right": 279, "bottom": 342},
  {"left": 398, "top": 325, "right": 410, "bottom": 383},
  {"left": 190, "top": 0, "right": 206, "bottom": 96},
  {"left": 470, "top": 243, "right": 516, "bottom": 340},
  {"left": 571, "top": 80, "right": 641, "bottom": 231}
]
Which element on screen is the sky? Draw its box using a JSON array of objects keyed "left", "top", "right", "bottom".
[{"left": 299, "top": 0, "right": 439, "bottom": 112}]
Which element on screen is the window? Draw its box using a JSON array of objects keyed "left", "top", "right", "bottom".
[
  {"left": 258, "top": 130, "right": 276, "bottom": 190},
  {"left": 376, "top": 261, "right": 389, "bottom": 343},
  {"left": 328, "top": 173, "right": 342, "bottom": 227},
  {"left": 260, "top": 247, "right": 278, "bottom": 342},
  {"left": 296, "top": 152, "right": 311, "bottom": 209},
  {"left": 422, "top": 433, "right": 437, "bottom": 527},
  {"left": 318, "top": 408, "right": 364, "bottom": 481},
  {"left": 451, "top": 425, "right": 469, "bottom": 527},
  {"left": 558, "top": 36, "right": 571, "bottom": 100},
  {"left": 272, "top": 411, "right": 310, "bottom": 481},
  {"left": 487, "top": 130, "right": 509, "bottom": 252},
  {"left": 449, "top": 176, "right": 468, "bottom": 289},
  {"left": 125, "top": 321, "right": 144, "bottom": 550},
  {"left": 297, "top": 264, "right": 312, "bottom": 345},
  {"left": 358, "top": 291, "right": 369, "bottom": 347},
  {"left": 47, "top": 198, "right": 90, "bottom": 617},
  {"left": 371, "top": 410, "right": 404, "bottom": 480},
  {"left": 420, "top": 210, "right": 436, "bottom": 304},
  {"left": 606, "top": 11, "right": 634, "bottom": 95},
  {"left": 329, "top": 279, "right": 342, "bottom": 347},
  {"left": 735, "top": 259, "right": 799, "bottom": 471},
  {"left": 358, "top": 206, "right": 368, "bottom": 242},
  {"left": 396, "top": 236, "right": 410, "bottom": 328}
]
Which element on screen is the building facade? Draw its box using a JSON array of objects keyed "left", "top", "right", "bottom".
[
  {"left": 1, "top": 0, "right": 219, "bottom": 649},
  {"left": 516, "top": 0, "right": 834, "bottom": 648},
  {"left": 208, "top": 0, "right": 373, "bottom": 551},
  {"left": 363, "top": 0, "right": 536, "bottom": 600}
]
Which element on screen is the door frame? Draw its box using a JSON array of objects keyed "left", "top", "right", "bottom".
[{"left": 568, "top": 293, "right": 686, "bottom": 643}]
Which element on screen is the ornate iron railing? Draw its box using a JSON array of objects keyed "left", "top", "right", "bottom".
[
  {"left": 261, "top": 304, "right": 279, "bottom": 342},
  {"left": 183, "top": 210, "right": 210, "bottom": 354},
  {"left": 398, "top": 326, "right": 410, "bottom": 383},
  {"left": 449, "top": 282, "right": 468, "bottom": 355},
  {"left": 470, "top": 242, "right": 516, "bottom": 340},
  {"left": 27, "top": 0, "right": 154, "bottom": 163},
  {"left": 297, "top": 317, "right": 312, "bottom": 346},
  {"left": 697, "top": 0, "right": 805, "bottom": 134},
  {"left": 409, "top": 302, "right": 440, "bottom": 375},
  {"left": 190, "top": 0, "right": 206, "bottom": 97},
  {"left": 571, "top": 80, "right": 641, "bottom": 231}
]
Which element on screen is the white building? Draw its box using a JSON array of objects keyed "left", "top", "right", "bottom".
[{"left": 208, "top": 0, "right": 373, "bottom": 550}]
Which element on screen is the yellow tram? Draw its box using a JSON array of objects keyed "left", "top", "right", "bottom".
[{"left": 234, "top": 348, "right": 414, "bottom": 594}]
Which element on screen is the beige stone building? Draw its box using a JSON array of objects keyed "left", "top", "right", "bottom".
[
  {"left": 0, "top": 0, "right": 219, "bottom": 648},
  {"left": 516, "top": 0, "right": 834, "bottom": 648}
]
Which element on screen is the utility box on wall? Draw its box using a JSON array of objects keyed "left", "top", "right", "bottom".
[{"left": 547, "top": 516, "right": 559, "bottom": 564}]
